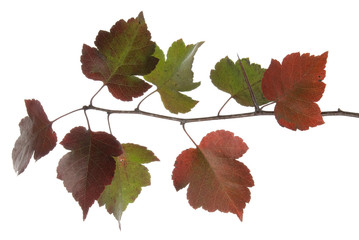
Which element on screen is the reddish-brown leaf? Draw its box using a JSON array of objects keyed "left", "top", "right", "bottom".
[
  {"left": 57, "top": 127, "right": 122, "bottom": 220},
  {"left": 261, "top": 52, "right": 328, "bottom": 130},
  {"left": 12, "top": 99, "right": 57, "bottom": 175},
  {"left": 81, "top": 12, "right": 158, "bottom": 101},
  {"left": 172, "top": 130, "right": 253, "bottom": 220}
]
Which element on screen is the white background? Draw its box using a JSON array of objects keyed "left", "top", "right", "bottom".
[{"left": 1, "top": 0, "right": 359, "bottom": 239}]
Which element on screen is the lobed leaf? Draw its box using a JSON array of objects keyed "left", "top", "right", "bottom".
[
  {"left": 57, "top": 126, "right": 123, "bottom": 220},
  {"left": 12, "top": 99, "right": 57, "bottom": 175},
  {"left": 98, "top": 143, "right": 158, "bottom": 228},
  {"left": 261, "top": 52, "right": 328, "bottom": 130},
  {"left": 172, "top": 130, "right": 253, "bottom": 220},
  {"left": 81, "top": 12, "right": 159, "bottom": 101},
  {"left": 210, "top": 57, "right": 269, "bottom": 106},
  {"left": 144, "top": 39, "right": 203, "bottom": 114}
]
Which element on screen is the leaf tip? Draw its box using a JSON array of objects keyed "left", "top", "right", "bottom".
[
  {"left": 82, "top": 209, "right": 89, "bottom": 221},
  {"left": 197, "top": 41, "right": 205, "bottom": 47},
  {"left": 137, "top": 11, "right": 145, "bottom": 24}
]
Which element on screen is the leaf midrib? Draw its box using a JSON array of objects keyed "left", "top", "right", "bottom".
[
  {"left": 198, "top": 149, "right": 244, "bottom": 216},
  {"left": 104, "top": 23, "right": 142, "bottom": 84}
]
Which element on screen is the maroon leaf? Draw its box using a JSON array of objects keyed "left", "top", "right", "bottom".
[
  {"left": 57, "top": 126, "right": 123, "bottom": 220},
  {"left": 12, "top": 99, "right": 57, "bottom": 175}
]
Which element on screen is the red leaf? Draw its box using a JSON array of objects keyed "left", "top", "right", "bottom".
[
  {"left": 261, "top": 52, "right": 328, "bottom": 130},
  {"left": 172, "top": 130, "right": 253, "bottom": 220},
  {"left": 12, "top": 99, "right": 57, "bottom": 175},
  {"left": 57, "top": 127, "right": 122, "bottom": 220}
]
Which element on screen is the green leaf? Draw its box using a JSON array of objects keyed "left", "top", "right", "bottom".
[
  {"left": 210, "top": 57, "right": 269, "bottom": 107},
  {"left": 98, "top": 143, "right": 158, "bottom": 228},
  {"left": 144, "top": 39, "right": 203, "bottom": 114}
]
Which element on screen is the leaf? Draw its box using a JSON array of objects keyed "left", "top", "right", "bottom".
[
  {"left": 57, "top": 126, "right": 123, "bottom": 220},
  {"left": 261, "top": 52, "right": 328, "bottom": 130},
  {"left": 144, "top": 39, "right": 203, "bottom": 114},
  {"left": 81, "top": 12, "right": 159, "bottom": 101},
  {"left": 98, "top": 143, "right": 158, "bottom": 228},
  {"left": 172, "top": 130, "right": 253, "bottom": 220},
  {"left": 210, "top": 57, "right": 269, "bottom": 106},
  {"left": 12, "top": 99, "right": 57, "bottom": 175}
]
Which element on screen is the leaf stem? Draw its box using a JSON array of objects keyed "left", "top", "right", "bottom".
[
  {"left": 51, "top": 107, "right": 84, "bottom": 124},
  {"left": 90, "top": 84, "right": 106, "bottom": 106},
  {"left": 135, "top": 89, "right": 158, "bottom": 111},
  {"left": 107, "top": 113, "right": 113, "bottom": 135},
  {"left": 84, "top": 108, "right": 91, "bottom": 130},
  {"left": 217, "top": 95, "right": 233, "bottom": 116},
  {"left": 237, "top": 54, "right": 260, "bottom": 112},
  {"left": 182, "top": 123, "right": 198, "bottom": 147},
  {"left": 260, "top": 101, "right": 276, "bottom": 110}
]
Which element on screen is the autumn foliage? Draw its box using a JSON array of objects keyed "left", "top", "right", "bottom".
[
  {"left": 81, "top": 12, "right": 158, "bottom": 101},
  {"left": 12, "top": 99, "right": 57, "bottom": 175},
  {"left": 57, "top": 126, "right": 122, "bottom": 220},
  {"left": 261, "top": 52, "right": 328, "bottom": 130},
  {"left": 172, "top": 130, "right": 253, "bottom": 220},
  {"left": 12, "top": 12, "right": 335, "bottom": 230}
]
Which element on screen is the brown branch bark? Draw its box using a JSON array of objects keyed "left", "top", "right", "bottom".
[{"left": 85, "top": 105, "right": 359, "bottom": 124}]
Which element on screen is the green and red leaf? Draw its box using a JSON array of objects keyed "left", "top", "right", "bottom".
[
  {"left": 172, "top": 130, "right": 253, "bottom": 220},
  {"left": 261, "top": 52, "right": 328, "bottom": 130},
  {"left": 57, "top": 127, "right": 122, "bottom": 220},
  {"left": 210, "top": 57, "right": 269, "bottom": 107},
  {"left": 81, "top": 12, "right": 158, "bottom": 101},
  {"left": 98, "top": 143, "right": 158, "bottom": 228},
  {"left": 144, "top": 39, "right": 202, "bottom": 114},
  {"left": 12, "top": 99, "right": 57, "bottom": 175}
]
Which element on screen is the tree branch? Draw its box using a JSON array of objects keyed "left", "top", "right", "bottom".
[{"left": 86, "top": 105, "right": 359, "bottom": 125}]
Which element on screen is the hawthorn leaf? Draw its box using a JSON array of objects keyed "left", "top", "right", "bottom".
[
  {"left": 98, "top": 143, "right": 159, "bottom": 228},
  {"left": 144, "top": 39, "right": 203, "bottom": 114},
  {"left": 261, "top": 52, "right": 328, "bottom": 130},
  {"left": 12, "top": 99, "right": 57, "bottom": 175},
  {"left": 57, "top": 126, "right": 122, "bottom": 220},
  {"left": 210, "top": 57, "right": 269, "bottom": 106},
  {"left": 81, "top": 12, "right": 159, "bottom": 101},
  {"left": 172, "top": 130, "right": 253, "bottom": 220}
]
